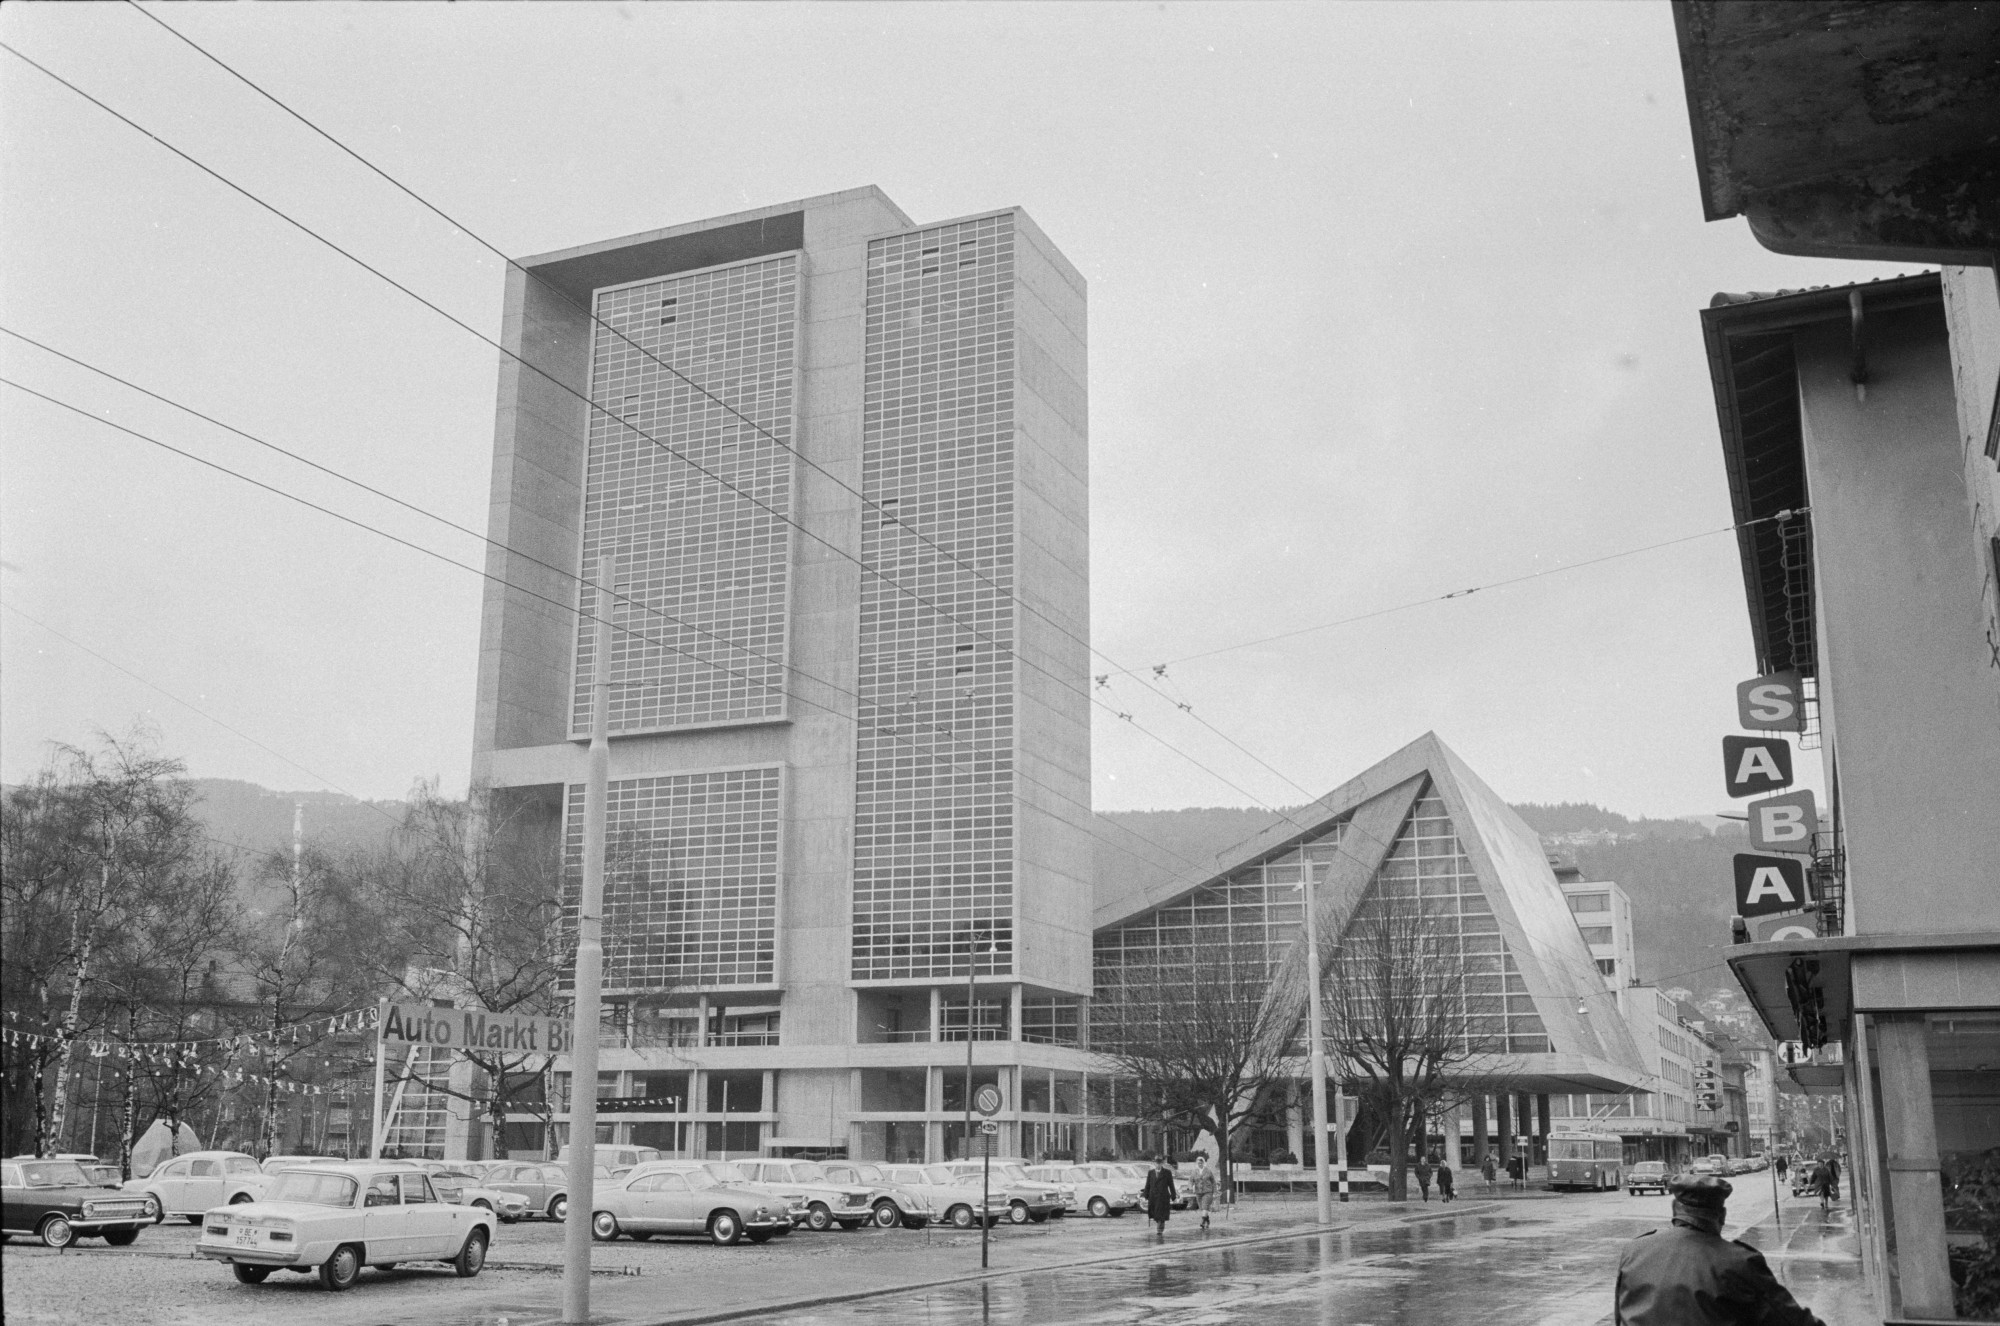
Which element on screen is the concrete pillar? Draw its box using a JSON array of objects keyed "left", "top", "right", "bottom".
[
  {"left": 1496, "top": 1094, "right": 1513, "bottom": 1166},
  {"left": 1472, "top": 1094, "right": 1490, "bottom": 1167},
  {"left": 1875, "top": 1016, "right": 1955, "bottom": 1319},
  {"left": 1010, "top": 984, "right": 1023, "bottom": 1042},
  {"left": 929, "top": 987, "right": 943, "bottom": 1043}
]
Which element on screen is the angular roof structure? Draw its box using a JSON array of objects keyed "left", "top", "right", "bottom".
[{"left": 1094, "top": 732, "right": 1649, "bottom": 1095}]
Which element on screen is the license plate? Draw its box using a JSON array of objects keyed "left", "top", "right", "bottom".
[{"left": 232, "top": 1228, "right": 260, "bottom": 1246}]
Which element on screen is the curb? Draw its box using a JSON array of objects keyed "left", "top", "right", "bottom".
[{"left": 609, "top": 1201, "right": 1514, "bottom": 1326}]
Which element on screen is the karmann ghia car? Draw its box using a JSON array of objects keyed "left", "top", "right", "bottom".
[{"left": 198, "top": 1162, "right": 494, "bottom": 1291}]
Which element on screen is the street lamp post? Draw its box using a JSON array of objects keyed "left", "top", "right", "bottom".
[{"left": 1303, "top": 867, "right": 1335, "bottom": 1224}]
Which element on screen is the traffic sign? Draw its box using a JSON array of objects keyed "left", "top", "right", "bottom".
[
  {"left": 979, "top": 1120, "right": 999, "bottom": 1135},
  {"left": 1723, "top": 735, "right": 1794, "bottom": 798},
  {"left": 1748, "top": 790, "right": 1817, "bottom": 854},
  {"left": 973, "top": 1084, "right": 1004, "bottom": 1118},
  {"left": 1736, "top": 671, "right": 1804, "bottom": 732},
  {"left": 1734, "top": 853, "right": 1811, "bottom": 918}
]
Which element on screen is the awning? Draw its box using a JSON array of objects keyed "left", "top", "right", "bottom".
[{"left": 1725, "top": 932, "right": 2000, "bottom": 1044}]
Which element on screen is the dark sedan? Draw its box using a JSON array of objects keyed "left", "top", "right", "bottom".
[{"left": 2, "top": 1158, "right": 154, "bottom": 1247}]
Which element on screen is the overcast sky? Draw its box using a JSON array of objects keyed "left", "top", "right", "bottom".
[{"left": 1, "top": 2, "right": 1903, "bottom": 819}]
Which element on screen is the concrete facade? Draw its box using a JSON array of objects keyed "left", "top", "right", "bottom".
[{"left": 469, "top": 189, "right": 1098, "bottom": 1162}]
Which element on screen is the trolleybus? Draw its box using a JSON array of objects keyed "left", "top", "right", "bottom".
[{"left": 1548, "top": 1130, "right": 1624, "bottom": 1191}]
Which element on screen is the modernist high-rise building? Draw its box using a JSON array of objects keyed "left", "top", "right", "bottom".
[{"left": 470, "top": 187, "right": 1095, "bottom": 1161}]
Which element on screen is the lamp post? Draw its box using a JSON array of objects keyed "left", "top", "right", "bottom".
[
  {"left": 961, "top": 925, "right": 995, "bottom": 1162},
  {"left": 1302, "top": 867, "right": 1335, "bottom": 1223}
]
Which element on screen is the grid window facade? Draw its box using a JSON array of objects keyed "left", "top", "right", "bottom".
[
  {"left": 563, "top": 768, "right": 783, "bottom": 991},
  {"left": 850, "top": 215, "right": 1018, "bottom": 980},
  {"left": 1343, "top": 788, "right": 1549, "bottom": 1054},
  {"left": 1094, "top": 784, "right": 1552, "bottom": 1055},
  {"left": 571, "top": 256, "right": 799, "bottom": 736}
]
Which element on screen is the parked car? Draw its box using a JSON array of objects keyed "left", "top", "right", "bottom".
[
  {"left": 828, "top": 1160, "right": 952, "bottom": 1232},
  {"left": 199, "top": 1162, "right": 493, "bottom": 1290},
  {"left": 554, "top": 1144, "right": 662, "bottom": 1172},
  {"left": 940, "top": 1159, "right": 1067, "bottom": 1224},
  {"left": 1026, "top": 1163, "right": 1140, "bottom": 1218},
  {"left": 417, "top": 1164, "right": 530, "bottom": 1222},
  {"left": 1624, "top": 1161, "right": 1670, "bottom": 1196},
  {"left": 589, "top": 1167, "right": 792, "bottom": 1246},
  {"left": 2, "top": 1157, "right": 154, "bottom": 1248},
  {"left": 125, "top": 1151, "right": 267, "bottom": 1223},
  {"left": 479, "top": 1161, "right": 573, "bottom": 1220},
  {"left": 1107, "top": 1162, "right": 1199, "bottom": 1209},
  {"left": 260, "top": 1155, "right": 348, "bottom": 1176},
  {"left": 733, "top": 1159, "right": 881, "bottom": 1231}
]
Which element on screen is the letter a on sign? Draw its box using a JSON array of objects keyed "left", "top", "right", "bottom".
[
  {"left": 1723, "top": 735, "right": 1793, "bottom": 798},
  {"left": 1734, "top": 853, "right": 1811, "bottom": 919},
  {"left": 1749, "top": 790, "right": 1818, "bottom": 854},
  {"left": 1736, "top": 671, "right": 1804, "bottom": 732}
]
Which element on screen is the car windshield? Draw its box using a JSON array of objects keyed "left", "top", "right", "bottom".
[
  {"left": 19, "top": 1161, "right": 88, "bottom": 1188},
  {"left": 264, "top": 1171, "right": 359, "bottom": 1207},
  {"left": 434, "top": 1171, "right": 477, "bottom": 1181},
  {"left": 789, "top": 1162, "right": 827, "bottom": 1182},
  {"left": 923, "top": 1166, "right": 960, "bottom": 1186}
]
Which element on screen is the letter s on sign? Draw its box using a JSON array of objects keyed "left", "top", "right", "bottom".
[{"left": 1747, "top": 683, "right": 1796, "bottom": 724}]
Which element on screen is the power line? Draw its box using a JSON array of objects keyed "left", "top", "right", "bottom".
[
  {"left": 0, "top": 376, "right": 1209, "bottom": 886},
  {"left": 0, "top": 598, "right": 401, "bottom": 824}
]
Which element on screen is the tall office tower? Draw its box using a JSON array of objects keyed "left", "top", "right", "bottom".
[{"left": 470, "top": 188, "right": 1092, "bottom": 1163}]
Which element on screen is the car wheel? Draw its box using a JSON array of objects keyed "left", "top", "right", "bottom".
[
  {"left": 1088, "top": 1196, "right": 1110, "bottom": 1218},
  {"left": 474, "top": 1200, "right": 493, "bottom": 1214},
  {"left": 103, "top": 1227, "right": 139, "bottom": 1246},
  {"left": 804, "top": 1202, "right": 833, "bottom": 1232},
  {"left": 549, "top": 1195, "right": 568, "bottom": 1221},
  {"left": 232, "top": 1262, "right": 270, "bottom": 1284},
  {"left": 143, "top": 1197, "right": 162, "bottom": 1224},
  {"left": 186, "top": 1214, "right": 205, "bottom": 1225},
  {"left": 709, "top": 1210, "right": 742, "bottom": 1246},
  {"left": 453, "top": 1229, "right": 487, "bottom": 1278},
  {"left": 319, "top": 1244, "right": 361, "bottom": 1292},
  {"left": 872, "top": 1201, "right": 901, "bottom": 1229},
  {"left": 229, "top": 1193, "right": 253, "bottom": 1205},
  {"left": 948, "top": 1204, "right": 975, "bottom": 1229},
  {"left": 591, "top": 1212, "right": 620, "bottom": 1242},
  {"left": 39, "top": 1216, "right": 76, "bottom": 1249},
  {"left": 1007, "top": 1201, "right": 1031, "bottom": 1225}
]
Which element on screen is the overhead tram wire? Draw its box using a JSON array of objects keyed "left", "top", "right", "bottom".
[
  {"left": 115, "top": 1, "right": 1218, "bottom": 759},
  {"left": 0, "top": 40, "right": 1358, "bottom": 878},
  {"left": 0, "top": 375, "right": 1208, "bottom": 886},
  {"left": 0, "top": 599, "right": 403, "bottom": 826}
]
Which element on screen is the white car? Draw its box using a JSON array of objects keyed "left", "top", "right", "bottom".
[
  {"left": 819, "top": 1160, "right": 944, "bottom": 1229},
  {"left": 732, "top": 1159, "right": 882, "bottom": 1231},
  {"left": 418, "top": 1164, "right": 530, "bottom": 1222},
  {"left": 198, "top": 1162, "right": 494, "bottom": 1291},
  {"left": 1026, "top": 1163, "right": 1140, "bottom": 1217},
  {"left": 589, "top": 1168, "right": 793, "bottom": 1245},
  {"left": 862, "top": 1162, "right": 1009, "bottom": 1228},
  {"left": 126, "top": 1151, "right": 267, "bottom": 1223},
  {"left": 941, "top": 1159, "right": 1068, "bottom": 1223}
]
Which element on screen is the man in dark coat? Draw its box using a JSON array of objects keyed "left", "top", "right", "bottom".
[
  {"left": 1613, "top": 1174, "right": 1827, "bottom": 1325},
  {"left": 1141, "top": 1157, "right": 1177, "bottom": 1239}
]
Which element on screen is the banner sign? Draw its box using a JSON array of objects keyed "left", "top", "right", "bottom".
[
  {"left": 1748, "top": 789, "right": 1818, "bottom": 855},
  {"left": 1733, "top": 853, "right": 1812, "bottom": 918},
  {"left": 378, "top": 1001, "right": 572, "bottom": 1057},
  {"left": 1723, "top": 735, "right": 1794, "bottom": 798},
  {"left": 1748, "top": 913, "right": 1820, "bottom": 943},
  {"left": 1736, "top": 671, "right": 1805, "bottom": 732}
]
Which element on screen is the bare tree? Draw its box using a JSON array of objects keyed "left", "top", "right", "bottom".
[
  {"left": 1317, "top": 886, "right": 1500, "bottom": 1201},
  {"left": 1090, "top": 938, "right": 1295, "bottom": 1194}
]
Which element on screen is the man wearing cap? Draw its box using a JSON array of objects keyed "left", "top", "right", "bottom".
[{"left": 1613, "top": 1174, "right": 1827, "bottom": 1325}]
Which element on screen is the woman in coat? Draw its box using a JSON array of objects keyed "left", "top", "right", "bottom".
[
  {"left": 1141, "top": 1157, "right": 1178, "bottom": 1238},
  {"left": 1436, "top": 1159, "right": 1455, "bottom": 1203}
]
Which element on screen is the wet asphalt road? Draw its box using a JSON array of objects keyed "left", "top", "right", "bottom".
[{"left": 751, "top": 1185, "right": 1863, "bottom": 1326}]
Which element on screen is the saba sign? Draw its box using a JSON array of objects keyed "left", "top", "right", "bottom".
[{"left": 378, "top": 1000, "right": 573, "bottom": 1056}]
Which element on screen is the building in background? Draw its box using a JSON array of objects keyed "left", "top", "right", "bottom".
[
  {"left": 1675, "top": 8, "right": 2000, "bottom": 1317},
  {"left": 1554, "top": 866, "right": 1637, "bottom": 988},
  {"left": 470, "top": 186, "right": 1095, "bottom": 1163}
]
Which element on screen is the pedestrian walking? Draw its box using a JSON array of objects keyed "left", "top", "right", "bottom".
[
  {"left": 1191, "top": 1156, "right": 1218, "bottom": 1231},
  {"left": 1823, "top": 1154, "right": 1840, "bottom": 1202},
  {"left": 1775, "top": 1154, "right": 1788, "bottom": 1182},
  {"left": 1613, "top": 1174, "right": 1827, "bottom": 1325},
  {"left": 1415, "top": 1155, "right": 1434, "bottom": 1202},
  {"left": 1436, "top": 1160, "right": 1455, "bottom": 1202},
  {"left": 1141, "top": 1155, "right": 1177, "bottom": 1240},
  {"left": 1481, "top": 1152, "right": 1498, "bottom": 1189},
  {"left": 1811, "top": 1158, "right": 1836, "bottom": 1210}
]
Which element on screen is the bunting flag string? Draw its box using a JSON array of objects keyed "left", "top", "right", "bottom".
[{"left": 1, "top": 1003, "right": 380, "bottom": 1053}]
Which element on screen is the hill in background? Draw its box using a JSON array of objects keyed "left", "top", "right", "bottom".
[{"left": 188, "top": 779, "right": 406, "bottom": 914}]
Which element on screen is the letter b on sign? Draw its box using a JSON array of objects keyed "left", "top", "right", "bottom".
[
  {"left": 1723, "top": 735, "right": 1793, "bottom": 798},
  {"left": 1734, "top": 853, "right": 1811, "bottom": 919},
  {"left": 1736, "top": 671, "right": 1803, "bottom": 732},
  {"left": 1749, "top": 790, "right": 1818, "bottom": 854}
]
